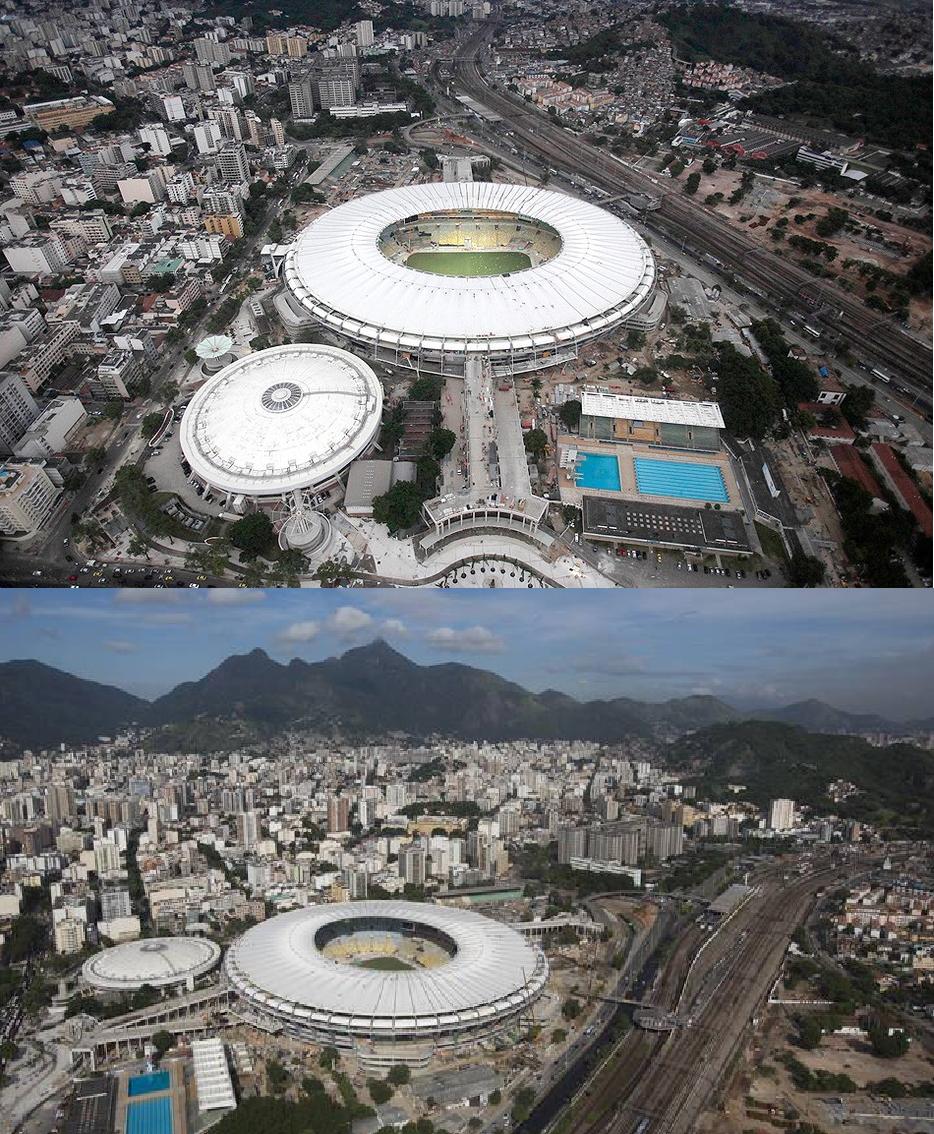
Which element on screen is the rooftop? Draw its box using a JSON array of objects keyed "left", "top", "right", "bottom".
[{"left": 580, "top": 390, "right": 725, "bottom": 429}]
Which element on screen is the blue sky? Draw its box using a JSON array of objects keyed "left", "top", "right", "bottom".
[{"left": 1, "top": 590, "right": 931, "bottom": 718}]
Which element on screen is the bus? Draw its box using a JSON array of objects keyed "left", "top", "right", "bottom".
[
  {"left": 803, "top": 324, "right": 822, "bottom": 339},
  {"left": 871, "top": 368, "right": 892, "bottom": 384}
]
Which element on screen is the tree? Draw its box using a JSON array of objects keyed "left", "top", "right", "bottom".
[
  {"left": 715, "top": 344, "right": 782, "bottom": 440},
  {"left": 559, "top": 399, "right": 582, "bottom": 432},
  {"left": 551, "top": 1028, "right": 567, "bottom": 1044},
  {"left": 787, "top": 551, "right": 826, "bottom": 587},
  {"left": 524, "top": 428, "right": 548, "bottom": 460},
  {"left": 796, "top": 1015, "right": 823, "bottom": 1049},
  {"left": 561, "top": 997, "right": 581, "bottom": 1020},
  {"left": 229, "top": 512, "right": 274, "bottom": 558},
  {"left": 267, "top": 1058, "right": 289, "bottom": 1094},
  {"left": 489, "top": 1088, "right": 502, "bottom": 1106},
  {"left": 427, "top": 427, "right": 456, "bottom": 460},
  {"left": 368, "top": 1078, "right": 394, "bottom": 1104},
  {"left": 152, "top": 1029, "right": 174, "bottom": 1057},
  {"left": 840, "top": 383, "right": 875, "bottom": 429},
  {"left": 140, "top": 412, "right": 164, "bottom": 439},
  {"left": 372, "top": 482, "right": 425, "bottom": 533},
  {"left": 85, "top": 446, "right": 107, "bottom": 466},
  {"left": 868, "top": 1021, "right": 909, "bottom": 1059},
  {"left": 103, "top": 401, "right": 124, "bottom": 421},
  {"left": 387, "top": 1064, "right": 410, "bottom": 1086},
  {"left": 626, "top": 329, "right": 646, "bottom": 349},
  {"left": 683, "top": 171, "right": 701, "bottom": 195}
]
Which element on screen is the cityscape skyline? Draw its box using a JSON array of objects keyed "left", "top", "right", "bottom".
[{"left": 2, "top": 589, "right": 932, "bottom": 716}]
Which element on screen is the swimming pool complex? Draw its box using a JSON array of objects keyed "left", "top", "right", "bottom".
[
  {"left": 126, "top": 1096, "right": 172, "bottom": 1134},
  {"left": 575, "top": 452, "right": 621, "bottom": 492},
  {"left": 634, "top": 456, "right": 728, "bottom": 503},
  {"left": 128, "top": 1071, "right": 169, "bottom": 1098}
]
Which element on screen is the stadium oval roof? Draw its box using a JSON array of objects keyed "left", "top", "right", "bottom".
[
  {"left": 284, "top": 182, "right": 656, "bottom": 352},
  {"left": 82, "top": 937, "right": 221, "bottom": 992},
  {"left": 225, "top": 900, "right": 548, "bottom": 1036},
  {"left": 180, "top": 344, "right": 383, "bottom": 496}
]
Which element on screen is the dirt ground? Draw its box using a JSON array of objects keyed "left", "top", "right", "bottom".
[
  {"left": 695, "top": 165, "right": 932, "bottom": 336},
  {"left": 698, "top": 1004, "right": 934, "bottom": 1134}
]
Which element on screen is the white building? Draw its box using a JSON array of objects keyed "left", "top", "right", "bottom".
[
  {"left": 3, "top": 233, "right": 72, "bottom": 277},
  {"left": 0, "top": 373, "right": 40, "bottom": 455},
  {"left": 13, "top": 397, "right": 86, "bottom": 458},
  {"left": 768, "top": 798, "right": 795, "bottom": 832},
  {"left": 0, "top": 462, "right": 62, "bottom": 537}
]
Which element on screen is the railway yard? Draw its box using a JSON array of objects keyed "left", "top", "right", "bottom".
[
  {"left": 531, "top": 855, "right": 887, "bottom": 1134},
  {"left": 452, "top": 25, "right": 932, "bottom": 406}
]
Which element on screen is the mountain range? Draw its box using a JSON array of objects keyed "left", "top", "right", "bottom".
[{"left": 0, "top": 641, "right": 924, "bottom": 752}]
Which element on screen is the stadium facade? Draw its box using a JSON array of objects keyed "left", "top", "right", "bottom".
[
  {"left": 225, "top": 901, "right": 548, "bottom": 1049},
  {"left": 280, "top": 182, "right": 657, "bottom": 376}
]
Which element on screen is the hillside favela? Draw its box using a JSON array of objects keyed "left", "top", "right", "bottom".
[
  {"left": 0, "top": 591, "right": 932, "bottom": 1134},
  {"left": 0, "top": 0, "right": 929, "bottom": 590}
]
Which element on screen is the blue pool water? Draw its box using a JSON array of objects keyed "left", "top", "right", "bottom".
[
  {"left": 128, "top": 1072, "right": 169, "bottom": 1098},
  {"left": 126, "top": 1097, "right": 173, "bottom": 1134},
  {"left": 576, "top": 452, "right": 621, "bottom": 492},
  {"left": 634, "top": 456, "right": 728, "bottom": 503}
]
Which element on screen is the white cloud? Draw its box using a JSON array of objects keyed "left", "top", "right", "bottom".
[
  {"left": 207, "top": 590, "right": 265, "bottom": 605},
  {"left": 328, "top": 606, "right": 374, "bottom": 638},
  {"left": 380, "top": 618, "right": 407, "bottom": 637},
  {"left": 114, "top": 590, "right": 184, "bottom": 604},
  {"left": 425, "top": 625, "right": 504, "bottom": 653},
  {"left": 103, "top": 639, "right": 139, "bottom": 654},
  {"left": 277, "top": 620, "right": 321, "bottom": 644}
]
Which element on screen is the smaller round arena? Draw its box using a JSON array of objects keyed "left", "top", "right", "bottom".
[
  {"left": 82, "top": 937, "right": 222, "bottom": 993},
  {"left": 180, "top": 343, "right": 383, "bottom": 503}
]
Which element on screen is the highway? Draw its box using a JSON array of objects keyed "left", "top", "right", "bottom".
[{"left": 452, "top": 23, "right": 932, "bottom": 399}]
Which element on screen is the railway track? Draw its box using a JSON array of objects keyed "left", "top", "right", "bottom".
[{"left": 453, "top": 28, "right": 932, "bottom": 390}]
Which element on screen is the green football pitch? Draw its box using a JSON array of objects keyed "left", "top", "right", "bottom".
[
  {"left": 356, "top": 956, "right": 415, "bottom": 971},
  {"left": 405, "top": 250, "right": 532, "bottom": 277}
]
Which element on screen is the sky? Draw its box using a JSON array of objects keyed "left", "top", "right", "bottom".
[{"left": 0, "top": 590, "right": 931, "bottom": 718}]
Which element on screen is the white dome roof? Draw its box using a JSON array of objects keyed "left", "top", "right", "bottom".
[
  {"left": 82, "top": 937, "right": 221, "bottom": 991},
  {"left": 226, "top": 900, "right": 547, "bottom": 1036},
  {"left": 284, "top": 181, "right": 656, "bottom": 352},
  {"left": 180, "top": 344, "right": 383, "bottom": 496}
]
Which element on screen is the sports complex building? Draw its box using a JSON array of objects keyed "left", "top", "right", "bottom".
[
  {"left": 278, "top": 182, "right": 659, "bottom": 376},
  {"left": 179, "top": 343, "right": 382, "bottom": 551},
  {"left": 225, "top": 901, "right": 548, "bottom": 1051},
  {"left": 559, "top": 390, "right": 754, "bottom": 557},
  {"left": 82, "top": 936, "right": 222, "bottom": 994}
]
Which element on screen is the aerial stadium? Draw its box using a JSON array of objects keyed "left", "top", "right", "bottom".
[
  {"left": 82, "top": 937, "right": 221, "bottom": 994},
  {"left": 180, "top": 343, "right": 382, "bottom": 548},
  {"left": 225, "top": 901, "right": 548, "bottom": 1050},
  {"left": 280, "top": 182, "right": 657, "bottom": 376}
]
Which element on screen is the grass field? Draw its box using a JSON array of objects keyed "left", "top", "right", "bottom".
[
  {"left": 405, "top": 250, "right": 532, "bottom": 277},
  {"left": 356, "top": 956, "right": 415, "bottom": 971}
]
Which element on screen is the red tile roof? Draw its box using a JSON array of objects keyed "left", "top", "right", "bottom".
[
  {"left": 832, "top": 446, "right": 884, "bottom": 498},
  {"left": 872, "top": 444, "right": 933, "bottom": 537}
]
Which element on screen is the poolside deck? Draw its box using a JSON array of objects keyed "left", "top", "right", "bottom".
[{"left": 557, "top": 435, "right": 742, "bottom": 512}]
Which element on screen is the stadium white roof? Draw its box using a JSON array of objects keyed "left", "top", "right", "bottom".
[
  {"left": 180, "top": 344, "right": 383, "bottom": 496},
  {"left": 82, "top": 937, "right": 221, "bottom": 992},
  {"left": 580, "top": 390, "right": 725, "bottom": 429},
  {"left": 284, "top": 182, "right": 655, "bottom": 353},
  {"left": 226, "top": 900, "right": 547, "bottom": 1031}
]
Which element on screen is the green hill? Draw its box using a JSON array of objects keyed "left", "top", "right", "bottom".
[{"left": 669, "top": 720, "right": 934, "bottom": 836}]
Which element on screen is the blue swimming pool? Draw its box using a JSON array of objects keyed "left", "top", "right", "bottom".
[
  {"left": 126, "top": 1096, "right": 173, "bottom": 1134},
  {"left": 634, "top": 456, "right": 728, "bottom": 503},
  {"left": 128, "top": 1072, "right": 169, "bottom": 1098},
  {"left": 576, "top": 452, "right": 621, "bottom": 492}
]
